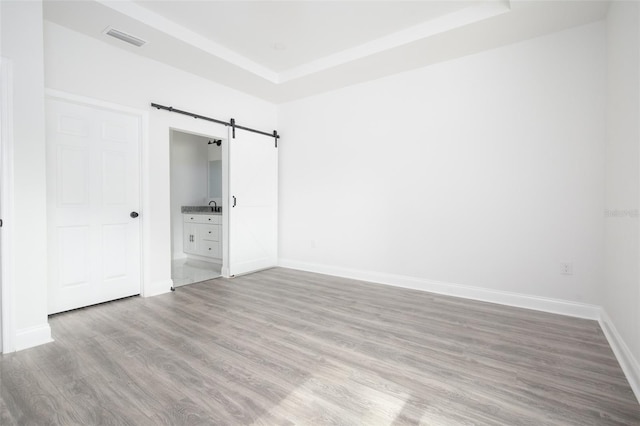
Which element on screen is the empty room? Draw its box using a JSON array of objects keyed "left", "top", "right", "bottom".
[{"left": 1, "top": 0, "right": 640, "bottom": 424}]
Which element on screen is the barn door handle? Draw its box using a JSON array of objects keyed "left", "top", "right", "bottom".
[
  {"left": 232, "top": 196, "right": 237, "bottom": 208},
  {"left": 130, "top": 211, "right": 139, "bottom": 218}
]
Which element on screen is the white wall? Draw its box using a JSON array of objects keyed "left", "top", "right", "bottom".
[
  {"left": 44, "top": 21, "right": 277, "bottom": 296},
  {"left": 170, "top": 130, "right": 209, "bottom": 259},
  {"left": 278, "top": 22, "right": 606, "bottom": 308},
  {"left": 603, "top": 0, "right": 640, "bottom": 389},
  {"left": 1, "top": 1, "right": 51, "bottom": 350}
]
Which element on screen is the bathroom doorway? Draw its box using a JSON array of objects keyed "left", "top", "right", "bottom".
[{"left": 170, "top": 129, "right": 225, "bottom": 287}]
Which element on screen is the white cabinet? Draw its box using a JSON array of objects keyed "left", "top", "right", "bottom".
[
  {"left": 183, "top": 222, "right": 198, "bottom": 253},
  {"left": 183, "top": 214, "right": 222, "bottom": 261}
]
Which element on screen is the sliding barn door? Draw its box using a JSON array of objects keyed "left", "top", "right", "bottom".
[
  {"left": 46, "top": 99, "right": 141, "bottom": 314},
  {"left": 228, "top": 129, "right": 278, "bottom": 276}
]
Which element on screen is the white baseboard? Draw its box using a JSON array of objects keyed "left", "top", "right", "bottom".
[
  {"left": 278, "top": 259, "right": 640, "bottom": 403},
  {"left": 143, "top": 279, "right": 173, "bottom": 297},
  {"left": 14, "top": 323, "right": 53, "bottom": 352},
  {"left": 278, "top": 259, "right": 601, "bottom": 320},
  {"left": 599, "top": 309, "right": 640, "bottom": 403}
]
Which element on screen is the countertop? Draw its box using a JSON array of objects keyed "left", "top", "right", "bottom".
[{"left": 181, "top": 206, "right": 222, "bottom": 215}]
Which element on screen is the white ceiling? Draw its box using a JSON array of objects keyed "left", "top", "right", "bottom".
[
  {"left": 43, "top": 0, "right": 611, "bottom": 103},
  {"left": 132, "top": 1, "right": 475, "bottom": 72}
]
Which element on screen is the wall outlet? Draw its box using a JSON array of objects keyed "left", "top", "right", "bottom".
[{"left": 560, "top": 262, "right": 573, "bottom": 275}]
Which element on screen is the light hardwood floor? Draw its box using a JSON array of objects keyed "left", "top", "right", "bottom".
[{"left": 1, "top": 268, "right": 639, "bottom": 425}]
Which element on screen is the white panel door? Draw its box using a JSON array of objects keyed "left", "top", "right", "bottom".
[
  {"left": 46, "top": 99, "right": 141, "bottom": 314},
  {"left": 228, "top": 129, "right": 278, "bottom": 276}
]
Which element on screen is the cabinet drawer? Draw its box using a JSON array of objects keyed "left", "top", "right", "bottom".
[
  {"left": 202, "top": 215, "right": 221, "bottom": 225},
  {"left": 199, "top": 241, "right": 220, "bottom": 258},
  {"left": 184, "top": 214, "right": 221, "bottom": 224},
  {"left": 183, "top": 214, "right": 199, "bottom": 223},
  {"left": 201, "top": 225, "right": 220, "bottom": 241}
]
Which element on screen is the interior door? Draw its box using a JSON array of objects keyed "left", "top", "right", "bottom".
[
  {"left": 228, "top": 129, "right": 278, "bottom": 276},
  {"left": 46, "top": 99, "right": 141, "bottom": 314}
]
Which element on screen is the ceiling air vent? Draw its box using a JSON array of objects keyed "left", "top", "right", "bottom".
[{"left": 103, "top": 27, "right": 147, "bottom": 47}]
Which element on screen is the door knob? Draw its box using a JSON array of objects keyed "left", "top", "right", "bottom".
[{"left": 130, "top": 211, "right": 139, "bottom": 218}]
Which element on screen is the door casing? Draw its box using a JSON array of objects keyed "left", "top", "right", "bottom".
[{"left": 0, "top": 57, "right": 15, "bottom": 353}]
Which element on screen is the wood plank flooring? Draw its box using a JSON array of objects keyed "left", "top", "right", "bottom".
[{"left": 1, "top": 267, "right": 639, "bottom": 425}]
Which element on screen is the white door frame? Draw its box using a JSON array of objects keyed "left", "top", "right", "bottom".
[
  {"left": 45, "top": 90, "right": 150, "bottom": 297},
  {"left": 1, "top": 57, "right": 15, "bottom": 353},
  {"left": 168, "top": 125, "right": 229, "bottom": 279}
]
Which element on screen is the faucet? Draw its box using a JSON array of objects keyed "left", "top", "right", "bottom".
[{"left": 208, "top": 201, "right": 217, "bottom": 212}]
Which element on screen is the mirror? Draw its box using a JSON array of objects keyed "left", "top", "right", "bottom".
[
  {"left": 208, "top": 143, "right": 222, "bottom": 200},
  {"left": 208, "top": 160, "right": 222, "bottom": 198}
]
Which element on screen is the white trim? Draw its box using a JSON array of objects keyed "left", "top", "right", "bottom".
[
  {"left": 0, "top": 57, "right": 16, "bottom": 353},
  {"left": 140, "top": 107, "right": 152, "bottom": 297},
  {"left": 278, "top": 258, "right": 601, "bottom": 320},
  {"left": 599, "top": 309, "right": 640, "bottom": 403},
  {"left": 279, "top": 259, "right": 640, "bottom": 401},
  {"left": 637, "top": 1, "right": 640, "bottom": 407},
  {"left": 97, "top": 0, "right": 508, "bottom": 85},
  {"left": 145, "top": 279, "right": 174, "bottom": 297},
  {"left": 45, "top": 89, "right": 148, "bottom": 118},
  {"left": 221, "top": 127, "right": 230, "bottom": 278},
  {"left": 14, "top": 323, "right": 53, "bottom": 351},
  {"left": 279, "top": 1, "right": 511, "bottom": 83},
  {"left": 97, "top": 0, "right": 279, "bottom": 83},
  {"left": 165, "top": 124, "right": 230, "bottom": 283},
  {"left": 44, "top": 89, "right": 152, "bottom": 298}
]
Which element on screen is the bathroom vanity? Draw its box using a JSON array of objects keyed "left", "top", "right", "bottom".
[{"left": 181, "top": 208, "right": 222, "bottom": 262}]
